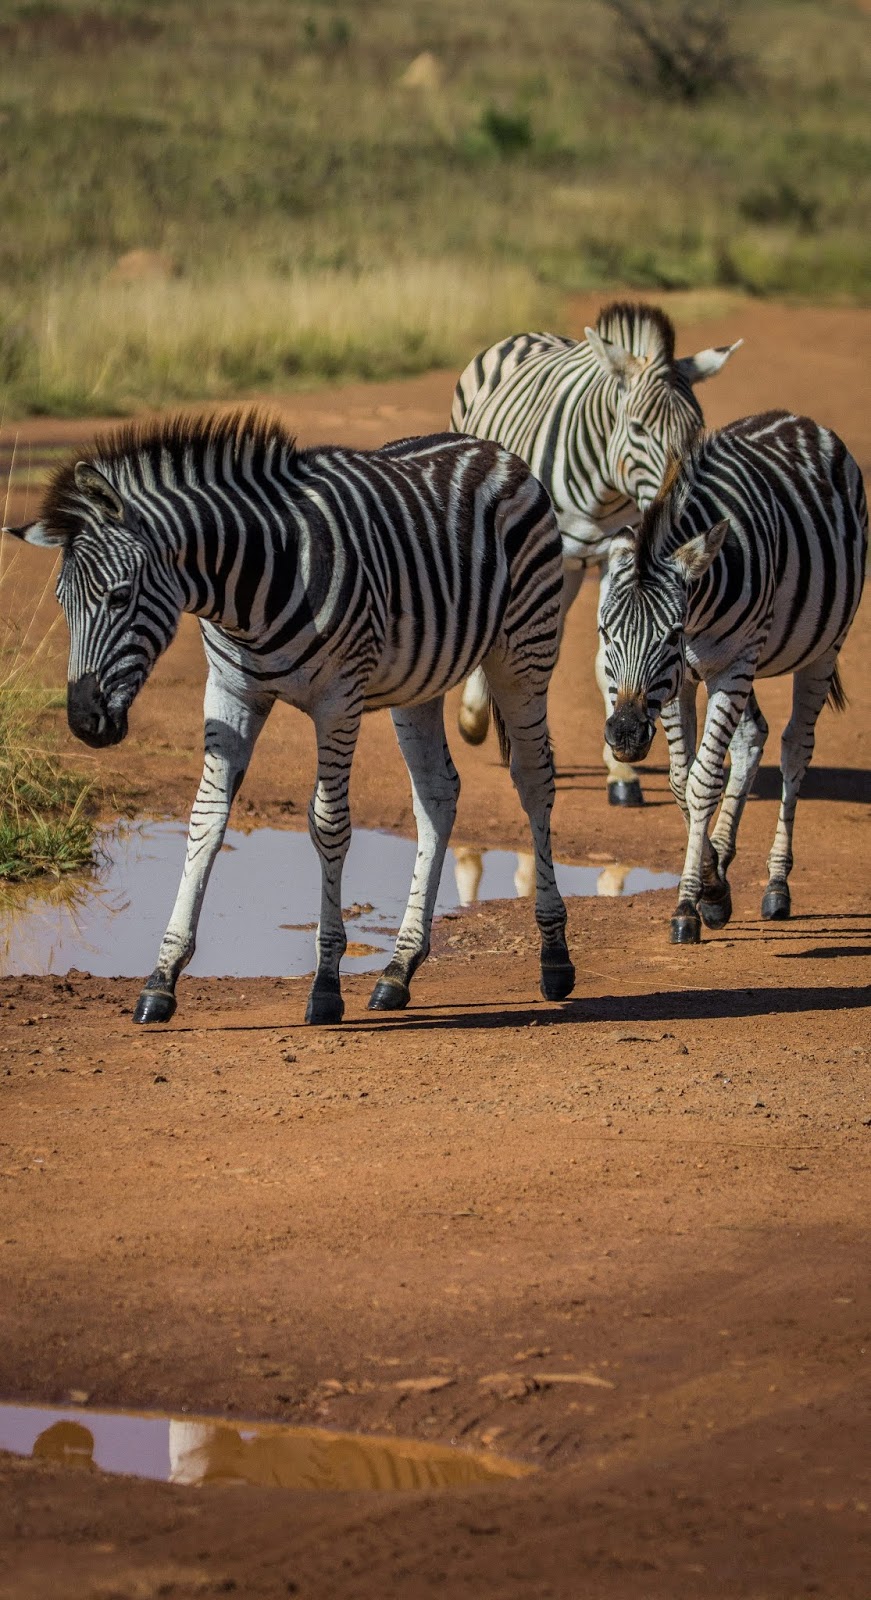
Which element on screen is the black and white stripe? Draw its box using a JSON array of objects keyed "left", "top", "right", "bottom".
[
  {"left": 6, "top": 414, "right": 576, "bottom": 1022},
  {"left": 599, "top": 410, "right": 867, "bottom": 941},
  {"left": 451, "top": 301, "right": 741, "bottom": 804}
]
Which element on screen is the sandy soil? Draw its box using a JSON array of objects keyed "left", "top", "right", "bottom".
[{"left": 1, "top": 296, "right": 870, "bottom": 1599}]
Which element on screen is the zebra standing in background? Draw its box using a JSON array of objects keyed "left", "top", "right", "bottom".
[
  {"left": 451, "top": 302, "right": 742, "bottom": 805},
  {"left": 599, "top": 411, "right": 867, "bottom": 943},
  {"left": 6, "top": 415, "right": 575, "bottom": 1023}
]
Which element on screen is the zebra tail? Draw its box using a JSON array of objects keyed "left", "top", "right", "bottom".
[
  {"left": 826, "top": 663, "right": 848, "bottom": 713},
  {"left": 488, "top": 694, "right": 513, "bottom": 766}
]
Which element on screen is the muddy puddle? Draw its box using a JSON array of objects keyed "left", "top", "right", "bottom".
[
  {"left": 0, "top": 823, "right": 678, "bottom": 978},
  {"left": 0, "top": 1401, "right": 531, "bottom": 1492}
]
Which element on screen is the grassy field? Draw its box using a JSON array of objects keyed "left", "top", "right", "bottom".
[{"left": 0, "top": 0, "right": 867, "bottom": 411}]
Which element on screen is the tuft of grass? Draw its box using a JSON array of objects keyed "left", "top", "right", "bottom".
[{"left": 0, "top": 551, "right": 97, "bottom": 882}]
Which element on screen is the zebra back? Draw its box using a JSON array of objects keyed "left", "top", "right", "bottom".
[
  {"left": 608, "top": 411, "right": 867, "bottom": 687},
  {"left": 451, "top": 301, "right": 739, "bottom": 565}
]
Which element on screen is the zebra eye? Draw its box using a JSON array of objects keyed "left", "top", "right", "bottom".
[{"left": 107, "top": 584, "right": 133, "bottom": 611}]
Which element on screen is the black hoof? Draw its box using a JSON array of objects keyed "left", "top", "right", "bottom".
[
  {"left": 540, "top": 961, "right": 576, "bottom": 1002},
  {"left": 699, "top": 881, "right": 733, "bottom": 929},
  {"left": 608, "top": 780, "right": 644, "bottom": 808},
  {"left": 368, "top": 978, "right": 411, "bottom": 1011},
  {"left": 458, "top": 720, "right": 488, "bottom": 747},
  {"left": 305, "top": 986, "right": 344, "bottom": 1025},
  {"left": 133, "top": 988, "right": 177, "bottom": 1024},
  {"left": 761, "top": 881, "right": 791, "bottom": 921},
  {"left": 670, "top": 907, "right": 702, "bottom": 944}
]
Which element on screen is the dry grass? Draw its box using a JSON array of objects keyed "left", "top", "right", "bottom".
[
  {"left": 5, "top": 261, "right": 557, "bottom": 414},
  {"left": 0, "top": 0, "right": 866, "bottom": 415}
]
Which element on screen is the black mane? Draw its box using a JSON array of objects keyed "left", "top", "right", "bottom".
[
  {"left": 633, "top": 425, "right": 708, "bottom": 573},
  {"left": 595, "top": 301, "right": 677, "bottom": 366},
  {"left": 40, "top": 409, "right": 298, "bottom": 543}
]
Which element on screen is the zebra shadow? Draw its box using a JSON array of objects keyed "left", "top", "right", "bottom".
[
  {"left": 752, "top": 765, "right": 871, "bottom": 803},
  {"left": 346, "top": 981, "right": 870, "bottom": 1031}
]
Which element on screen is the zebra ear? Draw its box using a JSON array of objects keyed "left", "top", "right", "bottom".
[
  {"left": 670, "top": 519, "right": 729, "bottom": 579},
  {"left": 74, "top": 462, "right": 125, "bottom": 521},
  {"left": 584, "top": 326, "right": 645, "bottom": 387},
  {"left": 676, "top": 339, "right": 743, "bottom": 386},
  {"left": 2, "top": 520, "right": 65, "bottom": 547},
  {"left": 606, "top": 529, "right": 638, "bottom": 572}
]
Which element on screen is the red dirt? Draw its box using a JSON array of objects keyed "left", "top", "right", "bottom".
[{"left": 1, "top": 297, "right": 870, "bottom": 1599}]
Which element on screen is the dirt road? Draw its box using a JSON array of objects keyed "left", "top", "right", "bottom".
[{"left": 1, "top": 296, "right": 870, "bottom": 1598}]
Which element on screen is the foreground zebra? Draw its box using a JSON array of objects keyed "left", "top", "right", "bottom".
[
  {"left": 451, "top": 302, "right": 741, "bottom": 805},
  {"left": 599, "top": 411, "right": 867, "bottom": 942},
  {"left": 6, "top": 416, "right": 575, "bottom": 1022}
]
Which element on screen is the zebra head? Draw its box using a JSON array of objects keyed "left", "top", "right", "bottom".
[
  {"left": 4, "top": 459, "right": 186, "bottom": 748},
  {"left": 599, "top": 514, "right": 729, "bottom": 765},
  {"left": 584, "top": 304, "right": 741, "bottom": 510}
]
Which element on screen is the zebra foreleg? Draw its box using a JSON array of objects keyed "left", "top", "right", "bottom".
[
  {"left": 763, "top": 655, "right": 838, "bottom": 921},
  {"left": 703, "top": 691, "right": 769, "bottom": 926},
  {"left": 662, "top": 682, "right": 724, "bottom": 927},
  {"left": 133, "top": 684, "right": 273, "bottom": 1023},
  {"left": 596, "top": 564, "right": 644, "bottom": 808},
  {"left": 306, "top": 699, "right": 363, "bottom": 1025},
  {"left": 485, "top": 668, "right": 574, "bottom": 1000},
  {"left": 669, "top": 681, "right": 749, "bottom": 944},
  {"left": 369, "top": 699, "right": 460, "bottom": 1011}
]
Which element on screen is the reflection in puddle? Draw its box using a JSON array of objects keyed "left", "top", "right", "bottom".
[
  {"left": 451, "top": 847, "right": 676, "bottom": 907},
  {"left": 0, "top": 1403, "right": 531, "bottom": 1492},
  {"left": 0, "top": 823, "right": 678, "bottom": 978}
]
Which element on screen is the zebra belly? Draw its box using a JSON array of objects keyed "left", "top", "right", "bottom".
[{"left": 362, "top": 615, "right": 506, "bottom": 712}]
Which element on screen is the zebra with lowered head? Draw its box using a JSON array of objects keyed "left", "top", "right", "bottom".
[
  {"left": 451, "top": 301, "right": 742, "bottom": 805},
  {"left": 599, "top": 411, "right": 867, "bottom": 943},
  {"left": 5, "top": 415, "right": 576, "bottom": 1023}
]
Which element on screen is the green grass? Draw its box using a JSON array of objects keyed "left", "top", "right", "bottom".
[
  {"left": 0, "top": 561, "right": 97, "bottom": 882},
  {"left": 0, "top": 0, "right": 867, "bottom": 411}
]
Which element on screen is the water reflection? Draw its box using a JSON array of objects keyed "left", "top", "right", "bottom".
[
  {"left": 0, "top": 1403, "right": 531, "bottom": 1493},
  {"left": 0, "top": 823, "right": 678, "bottom": 978},
  {"left": 451, "top": 848, "right": 674, "bottom": 906}
]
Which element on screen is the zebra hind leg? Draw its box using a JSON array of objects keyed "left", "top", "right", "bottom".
[
  {"left": 369, "top": 698, "right": 459, "bottom": 1011},
  {"left": 762, "top": 655, "right": 838, "bottom": 921},
  {"left": 485, "top": 666, "right": 574, "bottom": 1001},
  {"left": 457, "top": 666, "right": 490, "bottom": 745}
]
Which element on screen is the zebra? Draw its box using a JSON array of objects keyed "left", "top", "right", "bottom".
[
  {"left": 598, "top": 411, "right": 867, "bottom": 943},
  {"left": 451, "top": 301, "right": 742, "bottom": 805},
  {"left": 5, "top": 413, "right": 576, "bottom": 1023}
]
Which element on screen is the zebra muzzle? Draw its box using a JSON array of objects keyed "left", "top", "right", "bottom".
[
  {"left": 604, "top": 702, "right": 654, "bottom": 765},
  {"left": 67, "top": 673, "right": 128, "bottom": 748}
]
